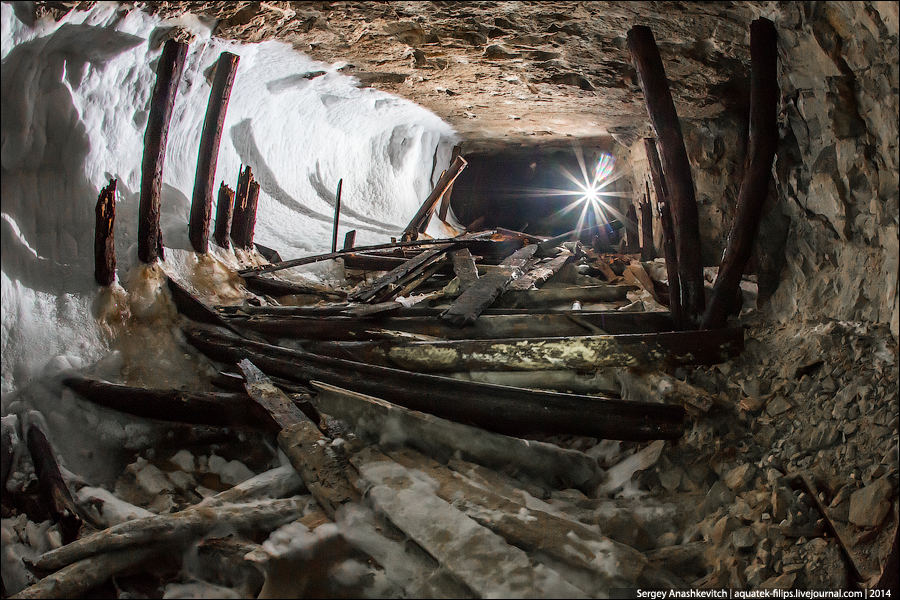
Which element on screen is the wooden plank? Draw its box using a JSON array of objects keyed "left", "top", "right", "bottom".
[
  {"left": 437, "top": 145, "right": 461, "bottom": 221},
  {"left": 507, "top": 252, "right": 572, "bottom": 291},
  {"left": 182, "top": 322, "right": 687, "bottom": 441},
  {"left": 138, "top": 39, "right": 188, "bottom": 263},
  {"left": 93, "top": 179, "right": 116, "bottom": 287},
  {"left": 498, "top": 283, "right": 634, "bottom": 308},
  {"left": 304, "top": 327, "right": 744, "bottom": 372},
  {"left": 449, "top": 247, "right": 479, "bottom": 293},
  {"left": 230, "top": 165, "right": 252, "bottom": 248},
  {"left": 442, "top": 243, "right": 538, "bottom": 326},
  {"left": 212, "top": 182, "right": 235, "bottom": 249},
  {"left": 342, "top": 229, "right": 355, "bottom": 250},
  {"left": 348, "top": 243, "right": 453, "bottom": 303},
  {"left": 628, "top": 25, "right": 706, "bottom": 327},
  {"left": 703, "top": 18, "right": 779, "bottom": 330},
  {"left": 240, "top": 274, "right": 347, "bottom": 300},
  {"left": 189, "top": 51, "right": 239, "bottom": 254},
  {"left": 401, "top": 155, "right": 467, "bottom": 242}
]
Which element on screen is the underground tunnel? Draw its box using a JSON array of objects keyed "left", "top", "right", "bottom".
[{"left": 1, "top": 1, "right": 898, "bottom": 598}]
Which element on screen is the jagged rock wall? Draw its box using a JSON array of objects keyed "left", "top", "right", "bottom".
[{"left": 629, "top": 2, "right": 898, "bottom": 338}]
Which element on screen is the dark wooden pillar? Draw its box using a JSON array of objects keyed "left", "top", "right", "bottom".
[
  {"left": 233, "top": 179, "right": 260, "bottom": 250},
  {"left": 189, "top": 52, "right": 240, "bottom": 254},
  {"left": 213, "top": 182, "right": 235, "bottom": 249},
  {"left": 231, "top": 165, "right": 252, "bottom": 249},
  {"left": 640, "top": 194, "right": 655, "bottom": 261},
  {"left": 331, "top": 179, "right": 343, "bottom": 253},
  {"left": 625, "top": 204, "right": 640, "bottom": 253},
  {"left": 644, "top": 137, "right": 684, "bottom": 330},
  {"left": 138, "top": 39, "right": 188, "bottom": 264},
  {"left": 94, "top": 179, "right": 116, "bottom": 286},
  {"left": 703, "top": 18, "right": 779, "bottom": 329},
  {"left": 628, "top": 26, "right": 705, "bottom": 327},
  {"left": 343, "top": 230, "right": 356, "bottom": 250}
]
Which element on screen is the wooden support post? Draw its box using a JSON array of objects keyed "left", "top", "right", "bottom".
[
  {"left": 331, "top": 179, "right": 342, "bottom": 253},
  {"left": 628, "top": 25, "right": 705, "bottom": 327},
  {"left": 213, "top": 182, "right": 235, "bottom": 249},
  {"left": 138, "top": 39, "right": 188, "bottom": 264},
  {"left": 401, "top": 155, "right": 467, "bottom": 242},
  {"left": 231, "top": 166, "right": 260, "bottom": 250},
  {"left": 437, "top": 145, "right": 461, "bottom": 222},
  {"left": 644, "top": 137, "right": 683, "bottom": 329},
  {"left": 94, "top": 179, "right": 116, "bottom": 286},
  {"left": 342, "top": 230, "right": 356, "bottom": 250},
  {"left": 189, "top": 52, "right": 240, "bottom": 254},
  {"left": 640, "top": 197, "right": 655, "bottom": 261},
  {"left": 703, "top": 18, "right": 779, "bottom": 329},
  {"left": 625, "top": 204, "right": 640, "bottom": 252}
]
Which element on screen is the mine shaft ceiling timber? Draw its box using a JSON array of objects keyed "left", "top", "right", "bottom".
[{"left": 136, "top": 1, "right": 760, "bottom": 151}]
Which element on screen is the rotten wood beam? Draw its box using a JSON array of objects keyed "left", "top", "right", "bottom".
[
  {"left": 181, "top": 322, "right": 686, "bottom": 441},
  {"left": 342, "top": 229, "right": 356, "bottom": 251},
  {"left": 212, "top": 182, "right": 235, "bottom": 249},
  {"left": 640, "top": 197, "right": 655, "bottom": 261},
  {"left": 241, "top": 274, "right": 347, "bottom": 300},
  {"left": 189, "top": 52, "right": 240, "bottom": 254},
  {"left": 24, "top": 417, "right": 82, "bottom": 544},
  {"left": 449, "top": 247, "right": 479, "bottom": 294},
  {"left": 497, "top": 283, "right": 633, "bottom": 309},
  {"left": 506, "top": 252, "right": 573, "bottom": 292},
  {"left": 401, "top": 155, "right": 467, "bottom": 242},
  {"left": 348, "top": 243, "right": 454, "bottom": 303},
  {"left": 138, "top": 39, "right": 188, "bottom": 264},
  {"left": 93, "top": 179, "right": 116, "bottom": 287},
  {"left": 625, "top": 203, "right": 640, "bottom": 253},
  {"left": 437, "top": 145, "right": 461, "bottom": 222},
  {"left": 230, "top": 165, "right": 260, "bottom": 250},
  {"left": 644, "top": 137, "right": 684, "bottom": 329},
  {"left": 628, "top": 25, "right": 706, "bottom": 327},
  {"left": 703, "top": 18, "right": 779, "bottom": 330},
  {"left": 331, "top": 178, "right": 342, "bottom": 253},
  {"left": 441, "top": 243, "right": 538, "bottom": 326}
]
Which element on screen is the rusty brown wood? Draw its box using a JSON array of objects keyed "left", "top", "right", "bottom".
[
  {"left": 182, "top": 322, "right": 686, "bottom": 441},
  {"left": 342, "top": 229, "right": 356, "bottom": 250},
  {"left": 450, "top": 247, "right": 480, "bottom": 293},
  {"left": 190, "top": 52, "right": 239, "bottom": 254},
  {"left": 703, "top": 18, "right": 779, "bottom": 329},
  {"left": 628, "top": 25, "right": 705, "bottom": 327},
  {"left": 25, "top": 421, "right": 82, "bottom": 544},
  {"left": 401, "top": 155, "right": 468, "bottom": 242},
  {"left": 138, "top": 39, "right": 188, "bottom": 264},
  {"left": 94, "top": 179, "right": 116, "bottom": 287},
  {"left": 212, "top": 182, "right": 235, "bottom": 249}
]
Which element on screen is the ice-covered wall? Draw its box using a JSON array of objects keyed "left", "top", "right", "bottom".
[{"left": 0, "top": 3, "right": 458, "bottom": 394}]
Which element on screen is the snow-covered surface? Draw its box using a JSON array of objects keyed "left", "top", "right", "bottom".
[{"left": 1, "top": 2, "right": 458, "bottom": 396}]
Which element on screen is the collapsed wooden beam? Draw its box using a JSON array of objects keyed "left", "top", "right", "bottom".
[
  {"left": 640, "top": 198, "right": 655, "bottom": 261},
  {"left": 303, "top": 327, "right": 744, "bottom": 372},
  {"left": 401, "top": 155, "right": 467, "bottom": 242},
  {"left": 212, "top": 182, "right": 235, "bottom": 249},
  {"left": 93, "top": 179, "right": 116, "bottom": 287},
  {"left": 138, "top": 39, "right": 188, "bottom": 264},
  {"left": 437, "top": 145, "right": 461, "bottom": 221},
  {"left": 24, "top": 419, "right": 82, "bottom": 545},
  {"left": 498, "top": 283, "right": 633, "bottom": 308},
  {"left": 644, "top": 137, "right": 683, "bottom": 329},
  {"left": 181, "top": 322, "right": 686, "bottom": 441},
  {"left": 330, "top": 178, "right": 342, "bottom": 253},
  {"left": 189, "top": 51, "right": 240, "bottom": 254},
  {"left": 506, "top": 252, "right": 572, "bottom": 292},
  {"left": 348, "top": 243, "right": 455, "bottom": 303},
  {"left": 628, "top": 25, "right": 705, "bottom": 327},
  {"left": 703, "top": 18, "right": 779, "bottom": 330},
  {"left": 241, "top": 274, "right": 347, "bottom": 300}
]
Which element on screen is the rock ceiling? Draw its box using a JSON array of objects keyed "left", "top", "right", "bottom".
[{"left": 139, "top": 1, "right": 763, "bottom": 151}]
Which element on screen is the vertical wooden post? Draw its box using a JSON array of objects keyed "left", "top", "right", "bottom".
[
  {"left": 138, "top": 39, "right": 188, "bottom": 264},
  {"left": 343, "top": 230, "right": 356, "bottom": 251},
  {"left": 645, "top": 137, "right": 683, "bottom": 329},
  {"left": 213, "top": 182, "right": 235, "bottom": 249},
  {"left": 190, "top": 52, "right": 240, "bottom": 254},
  {"left": 230, "top": 165, "right": 252, "bottom": 249},
  {"left": 94, "top": 179, "right": 117, "bottom": 287},
  {"left": 625, "top": 204, "right": 640, "bottom": 253},
  {"left": 640, "top": 198, "right": 655, "bottom": 261},
  {"left": 331, "top": 179, "right": 343, "bottom": 253},
  {"left": 628, "top": 25, "right": 705, "bottom": 327},
  {"left": 438, "top": 145, "right": 461, "bottom": 221},
  {"left": 241, "top": 180, "right": 260, "bottom": 250},
  {"left": 703, "top": 18, "right": 779, "bottom": 329}
]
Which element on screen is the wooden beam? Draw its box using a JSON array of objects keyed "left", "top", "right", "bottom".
[
  {"left": 342, "top": 229, "right": 355, "bottom": 250},
  {"left": 703, "top": 18, "right": 779, "bottom": 329},
  {"left": 25, "top": 420, "right": 82, "bottom": 544},
  {"left": 212, "top": 182, "right": 235, "bottom": 249},
  {"left": 625, "top": 203, "right": 640, "bottom": 253},
  {"left": 93, "top": 179, "right": 116, "bottom": 287},
  {"left": 640, "top": 198, "right": 655, "bottom": 261},
  {"left": 507, "top": 252, "right": 572, "bottom": 292},
  {"left": 401, "top": 155, "right": 467, "bottom": 242},
  {"left": 189, "top": 52, "right": 240, "bottom": 254},
  {"left": 628, "top": 25, "right": 705, "bottom": 327},
  {"left": 437, "top": 145, "right": 461, "bottom": 221},
  {"left": 138, "top": 39, "right": 188, "bottom": 264},
  {"left": 644, "top": 137, "right": 684, "bottom": 329},
  {"left": 330, "top": 178, "right": 342, "bottom": 253},
  {"left": 449, "top": 247, "right": 479, "bottom": 293},
  {"left": 230, "top": 165, "right": 255, "bottom": 249},
  {"left": 348, "top": 243, "right": 454, "bottom": 303}
]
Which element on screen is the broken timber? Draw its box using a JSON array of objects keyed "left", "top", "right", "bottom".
[
  {"left": 212, "top": 182, "right": 235, "bottom": 249},
  {"left": 93, "top": 179, "right": 116, "bottom": 287},
  {"left": 703, "top": 18, "right": 779, "bottom": 330},
  {"left": 506, "top": 251, "right": 572, "bottom": 291},
  {"left": 497, "top": 283, "right": 633, "bottom": 308},
  {"left": 348, "top": 242, "right": 454, "bottom": 303},
  {"left": 437, "top": 145, "right": 461, "bottom": 222},
  {"left": 640, "top": 199, "right": 655, "bottom": 261},
  {"left": 400, "top": 155, "right": 467, "bottom": 242},
  {"left": 24, "top": 417, "right": 82, "bottom": 545},
  {"left": 441, "top": 243, "right": 538, "bottom": 326},
  {"left": 189, "top": 51, "right": 240, "bottom": 254},
  {"left": 628, "top": 25, "right": 706, "bottom": 327},
  {"left": 302, "top": 327, "right": 744, "bottom": 372},
  {"left": 138, "top": 39, "right": 187, "bottom": 264},
  {"left": 181, "top": 321, "right": 686, "bottom": 441}
]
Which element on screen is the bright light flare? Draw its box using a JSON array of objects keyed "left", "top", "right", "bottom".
[{"left": 551, "top": 149, "right": 629, "bottom": 236}]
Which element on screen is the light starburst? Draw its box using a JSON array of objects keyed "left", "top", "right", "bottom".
[{"left": 549, "top": 146, "right": 629, "bottom": 237}]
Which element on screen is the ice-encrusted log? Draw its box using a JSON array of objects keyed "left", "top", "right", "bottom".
[
  {"left": 644, "top": 137, "right": 683, "bottom": 329},
  {"left": 628, "top": 25, "right": 705, "bottom": 327},
  {"left": 703, "top": 18, "right": 779, "bottom": 330},
  {"left": 181, "top": 322, "right": 687, "bottom": 441},
  {"left": 93, "top": 179, "right": 116, "bottom": 286},
  {"left": 441, "top": 243, "right": 538, "bottom": 326},
  {"left": 190, "top": 52, "right": 240, "bottom": 254},
  {"left": 401, "top": 155, "right": 467, "bottom": 241},
  {"left": 138, "top": 39, "right": 187, "bottom": 264},
  {"left": 24, "top": 417, "right": 82, "bottom": 544},
  {"left": 212, "top": 182, "right": 235, "bottom": 249},
  {"left": 30, "top": 496, "right": 308, "bottom": 573},
  {"left": 310, "top": 381, "right": 603, "bottom": 492},
  {"left": 330, "top": 179, "right": 342, "bottom": 253}
]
